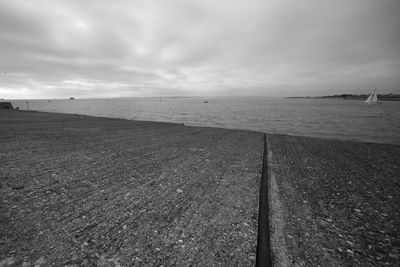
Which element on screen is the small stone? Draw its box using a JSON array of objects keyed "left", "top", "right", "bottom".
[
  {"left": 346, "top": 249, "right": 354, "bottom": 255},
  {"left": 123, "top": 225, "right": 128, "bottom": 230},
  {"left": 177, "top": 189, "right": 183, "bottom": 193},
  {"left": 346, "top": 240, "right": 354, "bottom": 246},
  {"left": 287, "top": 235, "right": 293, "bottom": 239},
  {"left": 0, "top": 257, "right": 15, "bottom": 266},
  {"left": 337, "top": 248, "right": 343, "bottom": 252},
  {"left": 83, "top": 242, "right": 89, "bottom": 246},
  {"left": 11, "top": 185, "right": 24, "bottom": 190},
  {"left": 34, "top": 257, "right": 46, "bottom": 267},
  {"left": 249, "top": 255, "right": 256, "bottom": 261},
  {"left": 178, "top": 239, "right": 183, "bottom": 243}
]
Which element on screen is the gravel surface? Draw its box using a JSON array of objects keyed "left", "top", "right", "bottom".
[
  {"left": 0, "top": 110, "right": 263, "bottom": 266},
  {"left": 267, "top": 134, "right": 400, "bottom": 267},
  {"left": 3, "top": 110, "right": 398, "bottom": 266}
]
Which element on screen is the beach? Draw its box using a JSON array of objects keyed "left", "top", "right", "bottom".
[{"left": 1, "top": 110, "right": 399, "bottom": 266}]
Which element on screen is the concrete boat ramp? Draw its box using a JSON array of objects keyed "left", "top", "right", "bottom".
[{"left": 1, "top": 110, "right": 399, "bottom": 266}]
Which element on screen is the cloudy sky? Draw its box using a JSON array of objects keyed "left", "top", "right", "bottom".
[{"left": 1, "top": 0, "right": 399, "bottom": 99}]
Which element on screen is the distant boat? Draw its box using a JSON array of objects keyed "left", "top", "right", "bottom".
[
  {"left": 203, "top": 100, "right": 208, "bottom": 103},
  {"left": 69, "top": 97, "right": 75, "bottom": 100},
  {"left": 364, "top": 89, "right": 380, "bottom": 105}
]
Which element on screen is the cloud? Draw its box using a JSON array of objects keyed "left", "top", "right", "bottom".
[{"left": 0, "top": 0, "right": 399, "bottom": 99}]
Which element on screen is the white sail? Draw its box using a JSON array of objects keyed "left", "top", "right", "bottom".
[
  {"left": 372, "top": 92, "right": 378, "bottom": 103},
  {"left": 364, "top": 93, "right": 373, "bottom": 104},
  {"left": 365, "top": 89, "right": 378, "bottom": 104}
]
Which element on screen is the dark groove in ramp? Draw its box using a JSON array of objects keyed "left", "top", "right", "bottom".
[{"left": 256, "top": 133, "right": 272, "bottom": 267}]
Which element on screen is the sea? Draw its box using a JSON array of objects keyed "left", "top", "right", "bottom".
[{"left": 10, "top": 97, "right": 400, "bottom": 145}]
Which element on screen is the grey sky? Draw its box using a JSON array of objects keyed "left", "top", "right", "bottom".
[{"left": 1, "top": 0, "right": 399, "bottom": 99}]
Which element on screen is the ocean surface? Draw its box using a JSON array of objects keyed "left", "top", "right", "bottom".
[{"left": 10, "top": 97, "right": 400, "bottom": 145}]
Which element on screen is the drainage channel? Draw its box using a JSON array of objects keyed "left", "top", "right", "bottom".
[{"left": 256, "top": 133, "right": 272, "bottom": 267}]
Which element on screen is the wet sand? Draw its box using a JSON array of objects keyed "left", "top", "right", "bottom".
[{"left": 1, "top": 110, "right": 399, "bottom": 266}]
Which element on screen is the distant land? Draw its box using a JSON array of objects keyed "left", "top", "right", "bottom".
[{"left": 288, "top": 93, "right": 400, "bottom": 101}]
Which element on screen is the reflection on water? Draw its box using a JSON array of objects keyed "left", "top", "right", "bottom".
[{"left": 11, "top": 97, "right": 400, "bottom": 145}]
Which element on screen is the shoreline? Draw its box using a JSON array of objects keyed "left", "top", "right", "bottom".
[
  {"left": 7, "top": 96, "right": 400, "bottom": 146},
  {"left": 10, "top": 109, "right": 400, "bottom": 146},
  {"left": 1, "top": 110, "right": 399, "bottom": 266}
]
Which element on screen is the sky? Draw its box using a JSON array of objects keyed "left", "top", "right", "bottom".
[{"left": 0, "top": 0, "right": 399, "bottom": 99}]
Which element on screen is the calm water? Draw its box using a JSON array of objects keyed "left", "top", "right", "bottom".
[{"left": 10, "top": 98, "right": 400, "bottom": 145}]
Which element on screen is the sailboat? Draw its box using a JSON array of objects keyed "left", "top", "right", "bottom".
[{"left": 364, "top": 89, "right": 380, "bottom": 104}]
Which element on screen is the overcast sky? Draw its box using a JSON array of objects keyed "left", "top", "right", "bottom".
[{"left": 1, "top": 0, "right": 399, "bottom": 99}]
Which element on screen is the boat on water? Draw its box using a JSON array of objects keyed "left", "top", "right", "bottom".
[{"left": 364, "top": 89, "right": 380, "bottom": 105}]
